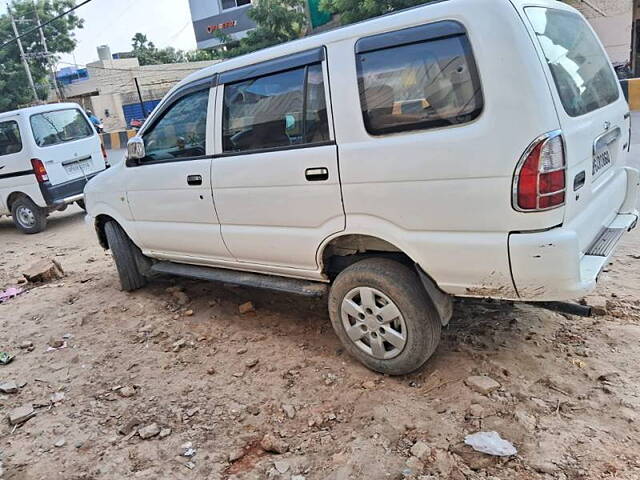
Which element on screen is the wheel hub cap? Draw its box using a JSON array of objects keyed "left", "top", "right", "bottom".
[{"left": 341, "top": 286, "right": 407, "bottom": 360}]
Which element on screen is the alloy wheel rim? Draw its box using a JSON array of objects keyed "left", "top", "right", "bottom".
[{"left": 341, "top": 286, "right": 407, "bottom": 360}]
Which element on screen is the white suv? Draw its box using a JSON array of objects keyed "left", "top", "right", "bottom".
[{"left": 85, "top": 0, "right": 639, "bottom": 375}]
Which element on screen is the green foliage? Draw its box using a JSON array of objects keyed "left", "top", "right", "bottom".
[
  {"left": 222, "top": 0, "right": 307, "bottom": 58},
  {"left": 0, "top": 0, "right": 83, "bottom": 112},
  {"left": 131, "top": 32, "right": 222, "bottom": 65},
  {"left": 319, "top": 0, "right": 434, "bottom": 24},
  {"left": 131, "top": 33, "right": 184, "bottom": 65}
]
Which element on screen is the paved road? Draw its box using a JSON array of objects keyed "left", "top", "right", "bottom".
[{"left": 106, "top": 148, "right": 127, "bottom": 166}]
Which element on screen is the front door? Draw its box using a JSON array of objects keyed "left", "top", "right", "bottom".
[
  {"left": 212, "top": 58, "right": 345, "bottom": 270},
  {"left": 125, "top": 84, "right": 230, "bottom": 261}
]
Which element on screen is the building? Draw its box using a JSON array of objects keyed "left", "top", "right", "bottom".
[
  {"left": 565, "top": 0, "right": 633, "bottom": 66},
  {"left": 188, "top": 0, "right": 335, "bottom": 49},
  {"left": 58, "top": 46, "right": 219, "bottom": 132},
  {"left": 189, "top": 0, "right": 257, "bottom": 50}
]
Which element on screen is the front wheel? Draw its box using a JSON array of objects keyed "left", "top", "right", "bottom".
[
  {"left": 11, "top": 196, "right": 47, "bottom": 234},
  {"left": 104, "top": 221, "right": 148, "bottom": 291},
  {"left": 328, "top": 258, "right": 442, "bottom": 376}
]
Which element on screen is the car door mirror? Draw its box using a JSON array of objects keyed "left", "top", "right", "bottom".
[{"left": 126, "top": 136, "right": 145, "bottom": 166}]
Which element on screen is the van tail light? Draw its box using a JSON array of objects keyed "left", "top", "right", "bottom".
[
  {"left": 513, "top": 131, "right": 566, "bottom": 212},
  {"left": 101, "top": 142, "right": 108, "bottom": 162},
  {"left": 31, "top": 158, "right": 49, "bottom": 183}
]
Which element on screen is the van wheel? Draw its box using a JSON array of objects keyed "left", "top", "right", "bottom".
[
  {"left": 328, "top": 258, "right": 442, "bottom": 376},
  {"left": 104, "top": 221, "right": 148, "bottom": 292},
  {"left": 76, "top": 200, "right": 86, "bottom": 211},
  {"left": 11, "top": 196, "right": 47, "bottom": 234}
]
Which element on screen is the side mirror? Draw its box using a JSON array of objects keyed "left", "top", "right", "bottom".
[{"left": 126, "top": 136, "right": 145, "bottom": 166}]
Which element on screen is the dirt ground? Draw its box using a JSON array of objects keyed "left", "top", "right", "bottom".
[{"left": 1, "top": 205, "right": 640, "bottom": 480}]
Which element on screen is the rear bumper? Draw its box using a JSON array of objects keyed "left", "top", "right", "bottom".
[
  {"left": 509, "top": 211, "right": 637, "bottom": 300},
  {"left": 510, "top": 166, "right": 639, "bottom": 301},
  {"left": 39, "top": 170, "right": 104, "bottom": 207}
]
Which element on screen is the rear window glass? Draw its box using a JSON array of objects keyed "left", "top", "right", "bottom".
[
  {"left": 526, "top": 7, "right": 619, "bottom": 117},
  {"left": 356, "top": 34, "right": 483, "bottom": 135},
  {"left": 0, "top": 121, "right": 22, "bottom": 156},
  {"left": 30, "top": 109, "right": 94, "bottom": 147}
]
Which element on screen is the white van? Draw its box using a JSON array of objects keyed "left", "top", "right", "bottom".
[
  {"left": 85, "top": 0, "right": 638, "bottom": 375},
  {"left": 0, "top": 103, "right": 107, "bottom": 234}
]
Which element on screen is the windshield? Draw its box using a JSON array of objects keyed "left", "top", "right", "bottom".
[
  {"left": 30, "top": 108, "right": 94, "bottom": 147},
  {"left": 526, "top": 7, "right": 619, "bottom": 117}
]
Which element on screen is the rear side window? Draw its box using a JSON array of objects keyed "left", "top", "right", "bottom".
[
  {"left": 0, "top": 121, "right": 22, "bottom": 156},
  {"left": 526, "top": 7, "right": 619, "bottom": 117},
  {"left": 356, "top": 28, "right": 483, "bottom": 135},
  {"left": 223, "top": 63, "right": 330, "bottom": 153},
  {"left": 30, "top": 109, "right": 94, "bottom": 147}
]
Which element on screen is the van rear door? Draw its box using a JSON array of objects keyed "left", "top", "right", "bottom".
[
  {"left": 522, "top": 4, "right": 634, "bottom": 253},
  {"left": 29, "top": 108, "right": 104, "bottom": 186}
]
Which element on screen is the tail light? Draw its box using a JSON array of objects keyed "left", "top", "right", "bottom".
[
  {"left": 513, "top": 131, "right": 566, "bottom": 212},
  {"left": 101, "top": 142, "right": 108, "bottom": 162},
  {"left": 31, "top": 158, "right": 49, "bottom": 183}
]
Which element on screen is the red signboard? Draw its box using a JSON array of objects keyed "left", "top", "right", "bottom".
[{"left": 207, "top": 20, "right": 238, "bottom": 33}]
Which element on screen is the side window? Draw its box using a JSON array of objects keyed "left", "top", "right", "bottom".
[
  {"left": 0, "top": 121, "right": 22, "bottom": 156},
  {"left": 306, "top": 64, "right": 330, "bottom": 144},
  {"left": 142, "top": 89, "right": 209, "bottom": 162},
  {"left": 357, "top": 34, "right": 483, "bottom": 135},
  {"left": 222, "top": 63, "right": 330, "bottom": 153}
]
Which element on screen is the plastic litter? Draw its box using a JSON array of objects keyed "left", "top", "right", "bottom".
[
  {"left": 0, "top": 352, "right": 14, "bottom": 365},
  {"left": 0, "top": 287, "right": 23, "bottom": 303},
  {"left": 464, "top": 431, "right": 517, "bottom": 457}
]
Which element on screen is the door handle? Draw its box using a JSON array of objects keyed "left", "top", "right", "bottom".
[
  {"left": 187, "top": 175, "right": 202, "bottom": 186},
  {"left": 305, "top": 167, "right": 329, "bottom": 182}
]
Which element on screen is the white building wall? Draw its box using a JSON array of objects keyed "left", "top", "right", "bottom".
[
  {"left": 566, "top": 0, "right": 633, "bottom": 63},
  {"left": 62, "top": 58, "right": 220, "bottom": 131}
]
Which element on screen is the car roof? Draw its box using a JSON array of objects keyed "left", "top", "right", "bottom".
[{"left": 0, "top": 102, "right": 83, "bottom": 121}]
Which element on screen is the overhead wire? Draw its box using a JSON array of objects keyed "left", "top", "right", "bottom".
[{"left": 0, "top": 0, "right": 94, "bottom": 50}]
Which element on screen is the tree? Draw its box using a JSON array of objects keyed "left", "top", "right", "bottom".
[
  {"left": 222, "top": 0, "right": 307, "bottom": 58},
  {"left": 131, "top": 32, "right": 186, "bottom": 65},
  {"left": 319, "top": 0, "right": 434, "bottom": 24},
  {"left": 0, "top": 0, "right": 84, "bottom": 112}
]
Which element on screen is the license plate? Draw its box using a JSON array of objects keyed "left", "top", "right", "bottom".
[
  {"left": 64, "top": 159, "right": 91, "bottom": 175},
  {"left": 592, "top": 148, "right": 611, "bottom": 178}
]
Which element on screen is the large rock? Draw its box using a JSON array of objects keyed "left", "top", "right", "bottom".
[
  {"left": 138, "top": 423, "right": 160, "bottom": 439},
  {"left": 23, "top": 259, "right": 64, "bottom": 283},
  {"left": 589, "top": 296, "right": 609, "bottom": 316},
  {"left": 260, "top": 433, "right": 289, "bottom": 454},
  {"left": 465, "top": 376, "right": 501, "bottom": 395},
  {"left": 0, "top": 381, "right": 18, "bottom": 394},
  {"left": 8, "top": 405, "right": 35, "bottom": 425},
  {"left": 410, "top": 441, "right": 432, "bottom": 460}
]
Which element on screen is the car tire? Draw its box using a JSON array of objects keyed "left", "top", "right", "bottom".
[
  {"left": 76, "top": 200, "right": 86, "bottom": 211},
  {"left": 11, "top": 196, "right": 47, "bottom": 234},
  {"left": 328, "top": 258, "right": 442, "bottom": 375},
  {"left": 104, "top": 221, "right": 148, "bottom": 292}
]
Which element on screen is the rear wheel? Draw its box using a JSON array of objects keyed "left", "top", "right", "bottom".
[
  {"left": 328, "top": 258, "right": 442, "bottom": 375},
  {"left": 104, "top": 221, "right": 148, "bottom": 291},
  {"left": 11, "top": 196, "right": 47, "bottom": 234}
]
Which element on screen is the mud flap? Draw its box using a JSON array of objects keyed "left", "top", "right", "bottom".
[{"left": 416, "top": 265, "right": 453, "bottom": 326}]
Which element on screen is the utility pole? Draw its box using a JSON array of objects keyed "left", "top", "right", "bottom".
[
  {"left": 134, "top": 77, "right": 148, "bottom": 117},
  {"left": 7, "top": 3, "right": 39, "bottom": 102},
  {"left": 33, "top": 0, "right": 62, "bottom": 101}
]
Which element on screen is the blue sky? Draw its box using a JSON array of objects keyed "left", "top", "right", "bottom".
[{"left": 1, "top": 0, "right": 198, "bottom": 67}]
